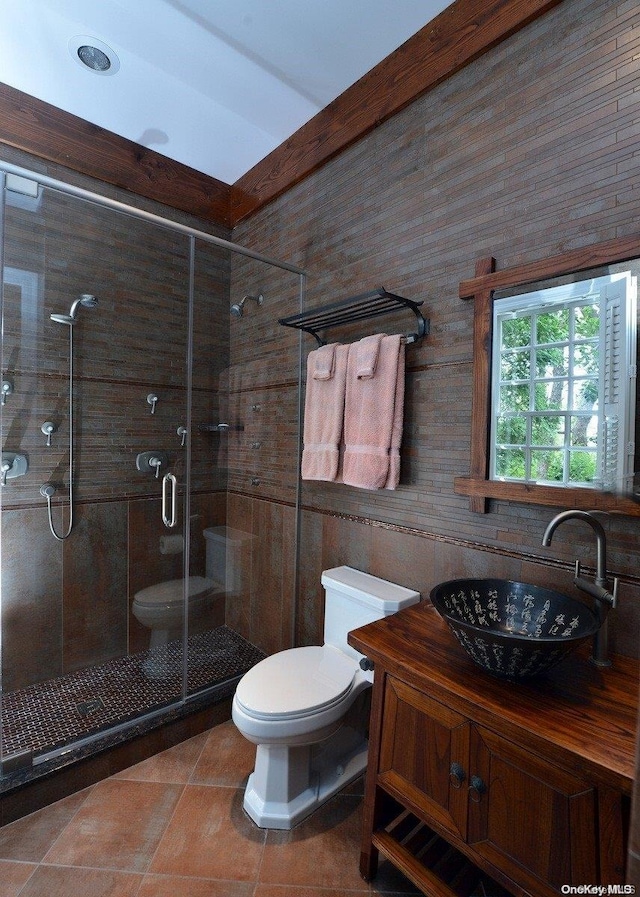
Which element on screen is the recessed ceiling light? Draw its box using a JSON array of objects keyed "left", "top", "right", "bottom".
[{"left": 68, "top": 36, "right": 120, "bottom": 76}]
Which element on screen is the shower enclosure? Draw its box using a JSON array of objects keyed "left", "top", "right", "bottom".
[{"left": 0, "top": 160, "right": 304, "bottom": 777}]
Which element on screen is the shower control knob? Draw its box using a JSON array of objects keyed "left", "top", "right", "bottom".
[
  {"left": 1, "top": 379, "right": 13, "bottom": 405},
  {"left": 41, "top": 421, "right": 57, "bottom": 447},
  {"left": 359, "top": 657, "right": 375, "bottom": 672},
  {"left": 147, "top": 393, "right": 158, "bottom": 414},
  {"left": 177, "top": 426, "right": 187, "bottom": 447}
]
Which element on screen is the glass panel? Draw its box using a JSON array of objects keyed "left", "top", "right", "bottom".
[
  {"left": 531, "top": 415, "right": 565, "bottom": 447},
  {"left": 536, "top": 308, "right": 569, "bottom": 343},
  {"left": 569, "top": 414, "right": 598, "bottom": 447},
  {"left": 0, "top": 180, "right": 190, "bottom": 767},
  {"left": 569, "top": 450, "right": 597, "bottom": 484},
  {"left": 530, "top": 449, "right": 564, "bottom": 483},
  {"left": 187, "top": 244, "right": 302, "bottom": 691},
  {"left": 500, "top": 349, "right": 530, "bottom": 380},
  {"left": 574, "top": 303, "right": 600, "bottom": 339},
  {"left": 495, "top": 447, "right": 525, "bottom": 479},
  {"left": 501, "top": 316, "right": 530, "bottom": 348},
  {"left": 534, "top": 379, "right": 568, "bottom": 411},
  {"left": 495, "top": 415, "right": 526, "bottom": 445},
  {"left": 499, "top": 383, "right": 530, "bottom": 413},
  {"left": 535, "top": 345, "right": 569, "bottom": 378}
]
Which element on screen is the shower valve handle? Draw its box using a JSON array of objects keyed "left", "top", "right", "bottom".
[
  {"left": 41, "top": 421, "right": 57, "bottom": 447},
  {"left": 1, "top": 460, "right": 11, "bottom": 486},
  {"left": 147, "top": 393, "right": 158, "bottom": 414},
  {"left": 177, "top": 426, "right": 187, "bottom": 447},
  {"left": 149, "top": 457, "right": 163, "bottom": 479},
  {"left": 1, "top": 379, "right": 13, "bottom": 405}
]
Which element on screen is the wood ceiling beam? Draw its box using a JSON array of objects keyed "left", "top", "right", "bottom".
[
  {"left": 231, "top": 0, "right": 565, "bottom": 224},
  {"left": 0, "top": 82, "right": 233, "bottom": 227}
]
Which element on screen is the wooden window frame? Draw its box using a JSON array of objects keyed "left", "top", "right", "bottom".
[{"left": 454, "top": 234, "right": 640, "bottom": 515}]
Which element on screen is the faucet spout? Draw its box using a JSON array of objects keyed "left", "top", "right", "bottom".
[
  {"left": 542, "top": 509, "right": 618, "bottom": 667},
  {"left": 542, "top": 509, "right": 607, "bottom": 584}
]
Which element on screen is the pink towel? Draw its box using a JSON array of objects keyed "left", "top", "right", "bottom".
[
  {"left": 312, "top": 343, "right": 337, "bottom": 380},
  {"left": 356, "top": 334, "right": 384, "bottom": 379},
  {"left": 301, "top": 343, "right": 349, "bottom": 481},
  {"left": 342, "top": 334, "right": 405, "bottom": 490}
]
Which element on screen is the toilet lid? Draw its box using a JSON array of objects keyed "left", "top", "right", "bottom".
[
  {"left": 234, "top": 645, "right": 358, "bottom": 720},
  {"left": 133, "top": 576, "right": 214, "bottom": 607}
]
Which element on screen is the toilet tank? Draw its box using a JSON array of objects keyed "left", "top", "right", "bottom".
[{"left": 321, "top": 566, "right": 420, "bottom": 661}]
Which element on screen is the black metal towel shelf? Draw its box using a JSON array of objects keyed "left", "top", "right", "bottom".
[{"left": 278, "top": 287, "right": 429, "bottom": 346}]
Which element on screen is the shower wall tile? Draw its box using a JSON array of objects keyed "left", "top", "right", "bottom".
[
  {"left": 225, "top": 493, "right": 254, "bottom": 639},
  {"left": 0, "top": 363, "right": 225, "bottom": 508},
  {"left": 296, "top": 509, "right": 325, "bottom": 646},
  {"left": 1, "top": 508, "right": 63, "bottom": 692},
  {"left": 62, "top": 501, "right": 128, "bottom": 673},
  {"left": 225, "top": 379, "right": 299, "bottom": 504},
  {"left": 225, "top": 492, "right": 296, "bottom": 655},
  {"left": 250, "top": 500, "right": 296, "bottom": 655}
]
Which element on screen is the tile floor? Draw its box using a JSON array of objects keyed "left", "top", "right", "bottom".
[{"left": 0, "top": 720, "right": 421, "bottom": 896}]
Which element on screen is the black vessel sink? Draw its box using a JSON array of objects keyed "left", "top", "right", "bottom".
[{"left": 430, "top": 578, "right": 600, "bottom": 679}]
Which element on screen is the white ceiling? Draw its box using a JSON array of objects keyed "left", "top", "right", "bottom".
[{"left": 0, "top": 0, "right": 453, "bottom": 184}]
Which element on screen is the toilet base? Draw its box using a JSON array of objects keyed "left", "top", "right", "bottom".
[{"left": 242, "top": 725, "right": 368, "bottom": 829}]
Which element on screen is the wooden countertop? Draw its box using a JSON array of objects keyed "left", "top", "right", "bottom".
[{"left": 348, "top": 601, "right": 640, "bottom": 794}]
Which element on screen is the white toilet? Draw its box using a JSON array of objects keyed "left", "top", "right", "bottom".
[
  {"left": 232, "top": 566, "right": 420, "bottom": 829},
  {"left": 132, "top": 526, "right": 248, "bottom": 675}
]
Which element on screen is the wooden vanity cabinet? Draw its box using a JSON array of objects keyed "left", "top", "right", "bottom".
[{"left": 348, "top": 602, "right": 638, "bottom": 897}]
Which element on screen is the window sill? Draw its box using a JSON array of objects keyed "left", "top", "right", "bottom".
[{"left": 453, "top": 475, "right": 640, "bottom": 515}]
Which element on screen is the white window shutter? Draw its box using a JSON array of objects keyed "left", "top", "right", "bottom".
[{"left": 601, "top": 274, "right": 637, "bottom": 492}]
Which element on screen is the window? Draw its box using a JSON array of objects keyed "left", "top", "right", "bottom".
[{"left": 491, "top": 273, "right": 637, "bottom": 491}]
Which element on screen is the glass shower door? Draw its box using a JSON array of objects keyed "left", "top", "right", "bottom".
[{"left": 0, "top": 172, "right": 191, "bottom": 770}]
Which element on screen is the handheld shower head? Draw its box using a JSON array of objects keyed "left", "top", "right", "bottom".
[
  {"left": 230, "top": 293, "right": 264, "bottom": 318},
  {"left": 51, "top": 294, "right": 98, "bottom": 325}
]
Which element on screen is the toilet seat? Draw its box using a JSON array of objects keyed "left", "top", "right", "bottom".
[
  {"left": 133, "top": 575, "right": 214, "bottom": 608},
  {"left": 234, "top": 645, "right": 358, "bottom": 722}
]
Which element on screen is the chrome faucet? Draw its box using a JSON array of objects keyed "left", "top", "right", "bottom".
[{"left": 542, "top": 510, "right": 618, "bottom": 667}]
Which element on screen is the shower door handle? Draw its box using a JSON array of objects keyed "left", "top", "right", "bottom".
[{"left": 161, "top": 472, "right": 177, "bottom": 528}]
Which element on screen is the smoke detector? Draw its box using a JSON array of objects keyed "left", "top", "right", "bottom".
[{"left": 69, "top": 36, "right": 120, "bottom": 75}]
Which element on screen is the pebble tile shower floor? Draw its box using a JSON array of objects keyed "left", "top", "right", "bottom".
[{"left": 2, "top": 627, "right": 265, "bottom": 760}]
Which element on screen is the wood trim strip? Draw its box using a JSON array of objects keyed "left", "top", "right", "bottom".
[
  {"left": 0, "top": 83, "right": 233, "bottom": 226},
  {"left": 468, "top": 257, "right": 496, "bottom": 513},
  {"left": 453, "top": 475, "right": 640, "bottom": 516},
  {"left": 459, "top": 233, "right": 640, "bottom": 298},
  {"left": 231, "top": 0, "right": 565, "bottom": 222}
]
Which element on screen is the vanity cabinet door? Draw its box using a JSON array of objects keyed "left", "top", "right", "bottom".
[
  {"left": 467, "top": 725, "right": 598, "bottom": 894},
  {"left": 378, "top": 676, "right": 471, "bottom": 841}
]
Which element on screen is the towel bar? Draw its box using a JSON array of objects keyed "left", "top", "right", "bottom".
[{"left": 278, "top": 287, "right": 429, "bottom": 346}]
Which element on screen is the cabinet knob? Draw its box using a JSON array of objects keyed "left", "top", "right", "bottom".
[
  {"left": 449, "top": 762, "right": 466, "bottom": 788},
  {"left": 469, "top": 775, "right": 487, "bottom": 802},
  {"left": 359, "top": 657, "right": 375, "bottom": 672}
]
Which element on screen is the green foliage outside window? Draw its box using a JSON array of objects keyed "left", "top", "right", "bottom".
[{"left": 494, "top": 298, "right": 600, "bottom": 485}]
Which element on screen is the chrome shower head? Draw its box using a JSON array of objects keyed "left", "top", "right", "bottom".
[
  {"left": 230, "top": 293, "right": 264, "bottom": 318},
  {"left": 51, "top": 294, "right": 98, "bottom": 325}
]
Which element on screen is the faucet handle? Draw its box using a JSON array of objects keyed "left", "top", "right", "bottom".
[{"left": 610, "top": 577, "right": 619, "bottom": 609}]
